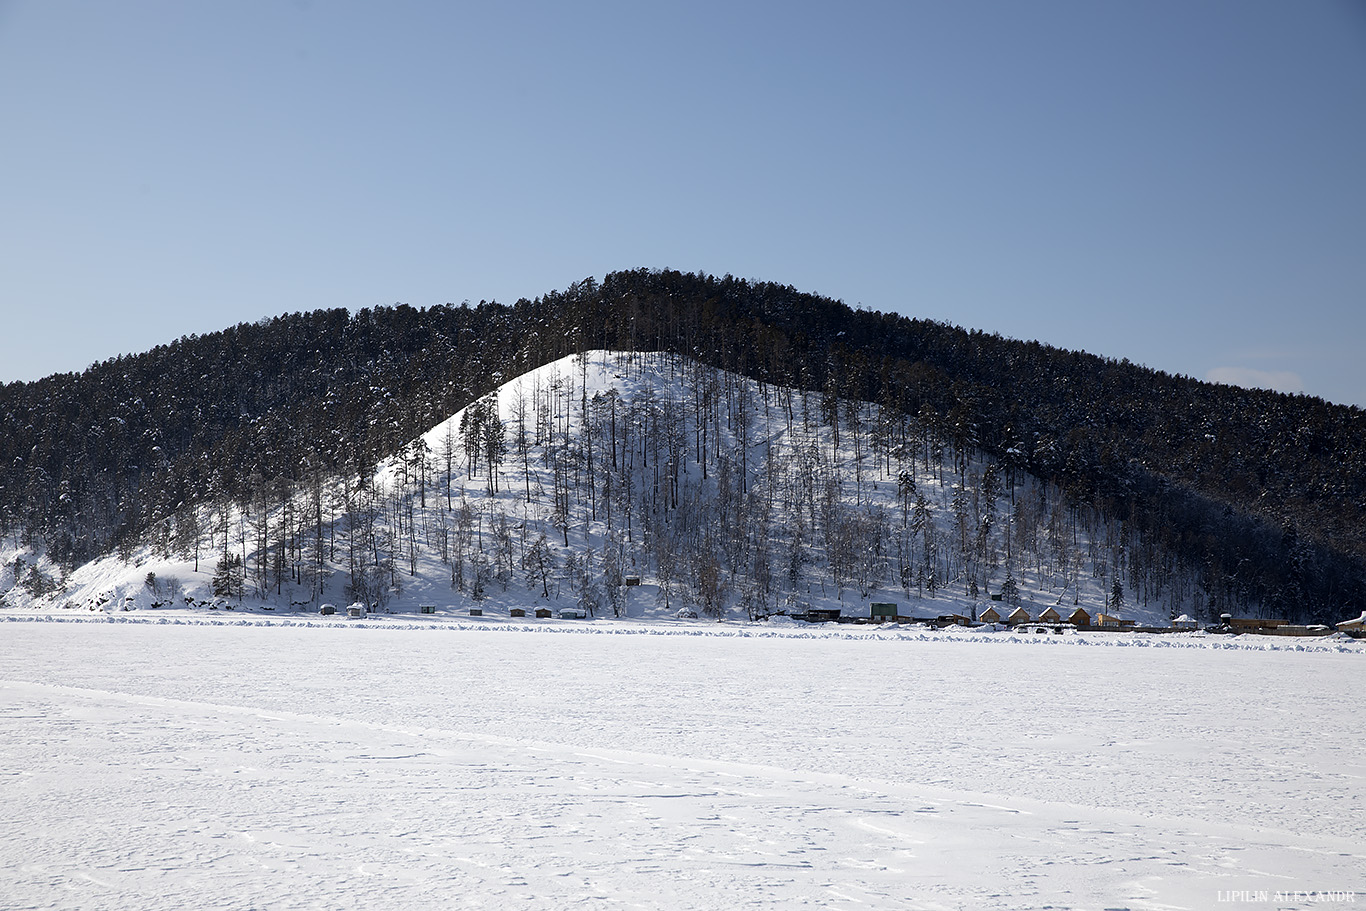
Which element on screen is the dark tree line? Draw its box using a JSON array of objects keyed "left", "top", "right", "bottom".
[
  {"left": 573, "top": 269, "right": 1364, "bottom": 622},
  {"left": 2, "top": 269, "right": 1362, "bottom": 621}
]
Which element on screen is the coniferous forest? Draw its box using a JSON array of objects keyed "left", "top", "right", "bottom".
[{"left": 1, "top": 269, "right": 1362, "bottom": 623}]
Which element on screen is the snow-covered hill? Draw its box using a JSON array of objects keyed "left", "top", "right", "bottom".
[{"left": 2, "top": 351, "right": 1181, "bottom": 626}]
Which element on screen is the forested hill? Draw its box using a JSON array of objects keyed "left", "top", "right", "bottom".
[{"left": 2, "top": 268, "right": 1363, "bottom": 621}]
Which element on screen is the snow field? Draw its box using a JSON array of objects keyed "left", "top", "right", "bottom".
[{"left": 1, "top": 624, "right": 1363, "bottom": 910}]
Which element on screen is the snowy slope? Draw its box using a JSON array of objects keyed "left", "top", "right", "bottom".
[{"left": 3, "top": 351, "right": 1210, "bottom": 626}]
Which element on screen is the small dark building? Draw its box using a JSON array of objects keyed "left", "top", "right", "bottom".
[
  {"left": 510, "top": 608, "right": 526, "bottom": 618},
  {"left": 534, "top": 608, "right": 552, "bottom": 619},
  {"left": 1227, "top": 617, "right": 1287, "bottom": 632},
  {"left": 870, "top": 603, "right": 897, "bottom": 622}
]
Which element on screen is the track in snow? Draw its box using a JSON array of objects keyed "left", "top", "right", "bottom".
[{"left": 2, "top": 624, "right": 1362, "bottom": 910}]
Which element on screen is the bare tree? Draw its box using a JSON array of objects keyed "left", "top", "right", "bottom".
[{"left": 522, "top": 532, "right": 554, "bottom": 598}]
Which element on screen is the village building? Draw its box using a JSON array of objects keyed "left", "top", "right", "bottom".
[
  {"left": 1227, "top": 617, "right": 1287, "bottom": 632},
  {"left": 935, "top": 613, "right": 971, "bottom": 627},
  {"left": 1336, "top": 611, "right": 1366, "bottom": 633},
  {"left": 870, "top": 603, "right": 898, "bottom": 622}
]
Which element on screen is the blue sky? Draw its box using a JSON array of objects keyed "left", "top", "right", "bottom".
[{"left": 2, "top": 1, "right": 1364, "bottom": 407}]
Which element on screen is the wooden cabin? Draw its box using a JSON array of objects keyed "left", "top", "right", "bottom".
[
  {"left": 1005, "top": 607, "right": 1031, "bottom": 626},
  {"left": 1336, "top": 611, "right": 1366, "bottom": 633},
  {"left": 1227, "top": 617, "right": 1287, "bottom": 632},
  {"left": 870, "top": 603, "right": 898, "bottom": 622},
  {"left": 1036, "top": 606, "right": 1062, "bottom": 623},
  {"left": 979, "top": 606, "right": 1002, "bottom": 624},
  {"left": 534, "top": 608, "right": 553, "bottom": 619},
  {"left": 509, "top": 608, "right": 526, "bottom": 618},
  {"left": 1095, "top": 613, "right": 1136, "bottom": 629},
  {"left": 1067, "top": 607, "right": 1091, "bottom": 628}
]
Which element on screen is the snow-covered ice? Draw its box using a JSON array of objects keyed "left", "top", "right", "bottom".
[{"left": 2, "top": 620, "right": 1362, "bottom": 910}]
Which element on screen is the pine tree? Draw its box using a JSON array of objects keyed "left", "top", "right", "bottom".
[
  {"left": 1000, "top": 572, "right": 1020, "bottom": 608},
  {"left": 212, "top": 553, "right": 244, "bottom": 600},
  {"left": 481, "top": 395, "right": 506, "bottom": 495}
]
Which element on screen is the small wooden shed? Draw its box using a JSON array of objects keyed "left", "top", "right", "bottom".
[
  {"left": 870, "top": 602, "right": 898, "bottom": 622},
  {"left": 979, "top": 606, "right": 1002, "bottom": 624},
  {"left": 1228, "top": 617, "right": 1286, "bottom": 632},
  {"left": 1005, "top": 607, "right": 1031, "bottom": 626},
  {"left": 1336, "top": 611, "right": 1366, "bottom": 633},
  {"left": 1036, "top": 606, "right": 1062, "bottom": 623},
  {"left": 534, "top": 608, "right": 552, "bottom": 619},
  {"left": 509, "top": 608, "right": 526, "bottom": 618},
  {"left": 1068, "top": 607, "right": 1091, "bottom": 628}
]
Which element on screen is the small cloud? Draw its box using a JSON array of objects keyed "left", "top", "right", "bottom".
[{"left": 1206, "top": 366, "right": 1306, "bottom": 395}]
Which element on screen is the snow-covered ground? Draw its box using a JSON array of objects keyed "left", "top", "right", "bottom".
[{"left": 2, "top": 619, "right": 1361, "bottom": 910}]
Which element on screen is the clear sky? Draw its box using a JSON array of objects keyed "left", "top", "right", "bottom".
[{"left": 2, "top": 1, "right": 1364, "bottom": 407}]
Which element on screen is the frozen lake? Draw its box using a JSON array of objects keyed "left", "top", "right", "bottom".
[{"left": 2, "top": 620, "right": 1362, "bottom": 910}]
